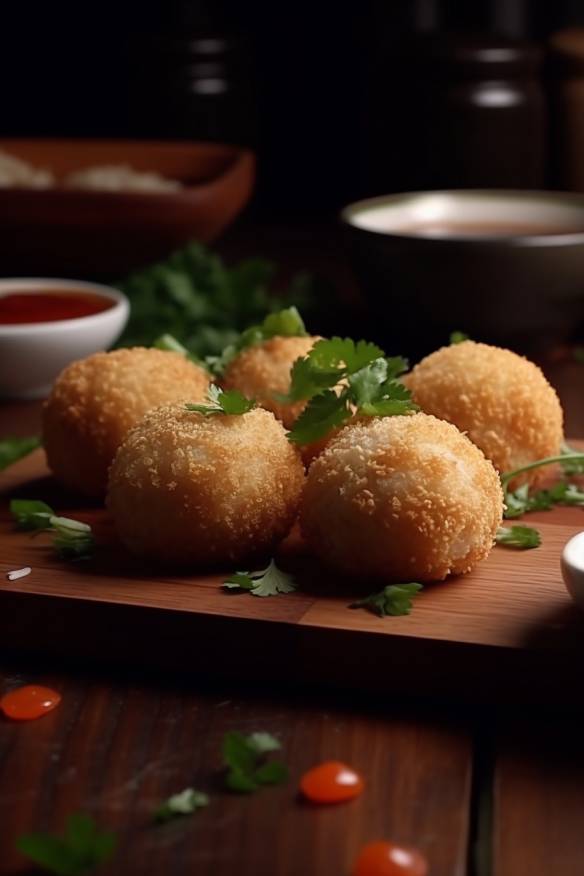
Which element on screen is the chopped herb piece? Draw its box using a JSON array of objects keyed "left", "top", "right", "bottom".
[
  {"left": 154, "top": 788, "right": 209, "bottom": 823},
  {"left": 16, "top": 813, "right": 116, "bottom": 876},
  {"left": 223, "top": 560, "right": 297, "bottom": 597},
  {"left": 10, "top": 498, "right": 54, "bottom": 531},
  {"left": 223, "top": 730, "right": 288, "bottom": 793},
  {"left": 10, "top": 501, "right": 95, "bottom": 561},
  {"left": 185, "top": 385, "right": 255, "bottom": 416},
  {"left": 350, "top": 583, "right": 423, "bottom": 617},
  {"left": 206, "top": 306, "right": 308, "bottom": 376},
  {"left": 0, "top": 436, "right": 41, "bottom": 471},
  {"left": 496, "top": 525, "right": 541, "bottom": 549},
  {"left": 450, "top": 331, "right": 469, "bottom": 344}
]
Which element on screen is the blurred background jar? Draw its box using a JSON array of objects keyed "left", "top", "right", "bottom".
[
  {"left": 549, "top": 28, "right": 584, "bottom": 192},
  {"left": 414, "top": 34, "right": 546, "bottom": 189}
]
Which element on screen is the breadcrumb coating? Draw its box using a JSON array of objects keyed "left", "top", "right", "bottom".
[
  {"left": 107, "top": 404, "right": 305, "bottom": 567},
  {"left": 405, "top": 341, "right": 563, "bottom": 485},
  {"left": 43, "top": 348, "right": 210, "bottom": 498},
  {"left": 300, "top": 413, "right": 503, "bottom": 582},
  {"left": 222, "top": 335, "right": 318, "bottom": 428}
]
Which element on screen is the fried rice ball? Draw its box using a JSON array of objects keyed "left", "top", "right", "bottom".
[
  {"left": 43, "top": 348, "right": 210, "bottom": 498},
  {"left": 300, "top": 413, "right": 503, "bottom": 582},
  {"left": 107, "top": 404, "right": 305, "bottom": 567},
  {"left": 222, "top": 335, "right": 319, "bottom": 428},
  {"left": 405, "top": 341, "right": 563, "bottom": 485}
]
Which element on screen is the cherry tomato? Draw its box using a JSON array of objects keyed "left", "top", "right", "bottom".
[
  {"left": 0, "top": 685, "right": 61, "bottom": 721},
  {"left": 300, "top": 760, "right": 364, "bottom": 803},
  {"left": 353, "top": 841, "right": 428, "bottom": 876}
]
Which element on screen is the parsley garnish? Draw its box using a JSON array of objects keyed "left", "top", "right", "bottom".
[
  {"left": 560, "top": 442, "right": 584, "bottom": 476},
  {"left": 185, "top": 384, "right": 255, "bottom": 416},
  {"left": 16, "top": 814, "right": 116, "bottom": 876},
  {"left": 223, "top": 559, "right": 297, "bottom": 597},
  {"left": 206, "top": 306, "right": 307, "bottom": 376},
  {"left": 154, "top": 788, "right": 209, "bottom": 823},
  {"left": 500, "top": 452, "right": 584, "bottom": 518},
  {"left": 223, "top": 731, "right": 288, "bottom": 793},
  {"left": 495, "top": 525, "right": 541, "bottom": 549},
  {"left": 0, "top": 436, "right": 40, "bottom": 471},
  {"left": 284, "top": 338, "right": 417, "bottom": 445},
  {"left": 10, "top": 500, "right": 95, "bottom": 560},
  {"left": 350, "top": 583, "right": 423, "bottom": 617},
  {"left": 450, "top": 331, "right": 469, "bottom": 344}
]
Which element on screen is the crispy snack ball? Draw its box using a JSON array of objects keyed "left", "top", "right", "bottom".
[
  {"left": 107, "top": 404, "right": 305, "bottom": 567},
  {"left": 43, "top": 348, "right": 210, "bottom": 498},
  {"left": 222, "top": 336, "right": 318, "bottom": 429},
  {"left": 405, "top": 341, "right": 563, "bottom": 485},
  {"left": 300, "top": 413, "right": 503, "bottom": 582}
]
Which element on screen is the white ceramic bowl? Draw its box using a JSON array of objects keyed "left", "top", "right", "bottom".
[
  {"left": 0, "top": 278, "right": 129, "bottom": 399},
  {"left": 561, "top": 531, "right": 584, "bottom": 612}
]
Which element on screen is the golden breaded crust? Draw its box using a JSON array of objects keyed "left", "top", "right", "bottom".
[
  {"left": 43, "top": 348, "right": 210, "bottom": 497},
  {"left": 107, "top": 404, "right": 305, "bottom": 567},
  {"left": 405, "top": 341, "right": 563, "bottom": 485},
  {"left": 300, "top": 413, "right": 503, "bottom": 582},
  {"left": 222, "top": 336, "right": 318, "bottom": 429}
]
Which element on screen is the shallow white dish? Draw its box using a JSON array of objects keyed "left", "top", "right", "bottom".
[
  {"left": 561, "top": 531, "right": 584, "bottom": 611},
  {"left": 0, "top": 278, "right": 129, "bottom": 399}
]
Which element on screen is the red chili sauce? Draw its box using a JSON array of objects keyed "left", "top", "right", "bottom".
[{"left": 0, "top": 290, "right": 113, "bottom": 324}]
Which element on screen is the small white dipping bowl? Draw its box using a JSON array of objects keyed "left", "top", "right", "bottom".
[
  {"left": 0, "top": 278, "right": 129, "bottom": 399},
  {"left": 561, "top": 531, "right": 584, "bottom": 611}
]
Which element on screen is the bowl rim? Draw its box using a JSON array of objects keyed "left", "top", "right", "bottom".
[
  {"left": 0, "top": 278, "right": 129, "bottom": 336},
  {"left": 341, "top": 188, "right": 584, "bottom": 246}
]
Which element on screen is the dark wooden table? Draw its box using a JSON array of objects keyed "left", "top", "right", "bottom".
[{"left": 1, "top": 297, "right": 584, "bottom": 875}]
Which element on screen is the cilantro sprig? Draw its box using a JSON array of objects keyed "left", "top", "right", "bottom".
[
  {"left": 185, "top": 385, "right": 255, "bottom": 416},
  {"left": 495, "top": 525, "right": 541, "bottom": 549},
  {"left": 350, "top": 583, "right": 423, "bottom": 617},
  {"left": 284, "top": 338, "right": 417, "bottom": 445},
  {"left": 17, "top": 814, "right": 116, "bottom": 876},
  {"left": 224, "top": 559, "right": 297, "bottom": 597},
  {"left": 0, "top": 436, "right": 41, "bottom": 471},
  {"left": 223, "top": 731, "right": 288, "bottom": 793},
  {"left": 449, "top": 330, "right": 469, "bottom": 344},
  {"left": 10, "top": 500, "right": 94, "bottom": 560},
  {"left": 154, "top": 788, "right": 209, "bottom": 824},
  {"left": 206, "top": 306, "right": 307, "bottom": 376},
  {"left": 500, "top": 451, "right": 584, "bottom": 519}
]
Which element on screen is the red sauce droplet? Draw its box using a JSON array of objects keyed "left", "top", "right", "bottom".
[
  {"left": 353, "top": 841, "right": 428, "bottom": 876},
  {"left": 0, "top": 291, "right": 113, "bottom": 324},
  {"left": 300, "top": 760, "right": 364, "bottom": 803},
  {"left": 0, "top": 685, "right": 61, "bottom": 720}
]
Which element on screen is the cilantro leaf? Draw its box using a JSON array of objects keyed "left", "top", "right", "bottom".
[
  {"left": 10, "top": 498, "right": 54, "bottom": 531},
  {"left": 450, "top": 331, "right": 469, "bottom": 344},
  {"left": 10, "top": 501, "right": 95, "bottom": 560},
  {"left": 153, "top": 333, "right": 190, "bottom": 355},
  {"left": 350, "top": 583, "right": 423, "bottom": 617},
  {"left": 185, "top": 385, "right": 255, "bottom": 416},
  {"left": 223, "top": 560, "right": 297, "bottom": 597},
  {"left": 501, "top": 452, "right": 584, "bottom": 518},
  {"left": 0, "top": 436, "right": 41, "bottom": 471},
  {"left": 496, "top": 525, "right": 541, "bottom": 549},
  {"left": 17, "top": 814, "right": 116, "bottom": 876},
  {"left": 154, "top": 788, "right": 209, "bottom": 823},
  {"left": 205, "top": 307, "right": 307, "bottom": 376},
  {"left": 223, "top": 731, "right": 288, "bottom": 794},
  {"left": 284, "top": 337, "right": 385, "bottom": 403},
  {"left": 287, "top": 390, "right": 352, "bottom": 445}
]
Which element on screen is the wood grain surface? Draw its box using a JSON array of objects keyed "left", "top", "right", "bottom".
[{"left": 0, "top": 667, "right": 473, "bottom": 876}]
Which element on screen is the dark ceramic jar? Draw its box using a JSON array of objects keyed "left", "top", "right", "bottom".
[{"left": 416, "top": 35, "right": 546, "bottom": 189}]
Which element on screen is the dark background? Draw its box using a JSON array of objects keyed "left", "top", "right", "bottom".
[{"left": 2, "top": 1, "right": 584, "bottom": 217}]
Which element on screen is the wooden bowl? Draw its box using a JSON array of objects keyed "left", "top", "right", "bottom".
[{"left": 0, "top": 139, "right": 255, "bottom": 277}]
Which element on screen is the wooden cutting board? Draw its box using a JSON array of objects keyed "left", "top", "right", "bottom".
[{"left": 1, "top": 449, "right": 583, "bottom": 704}]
